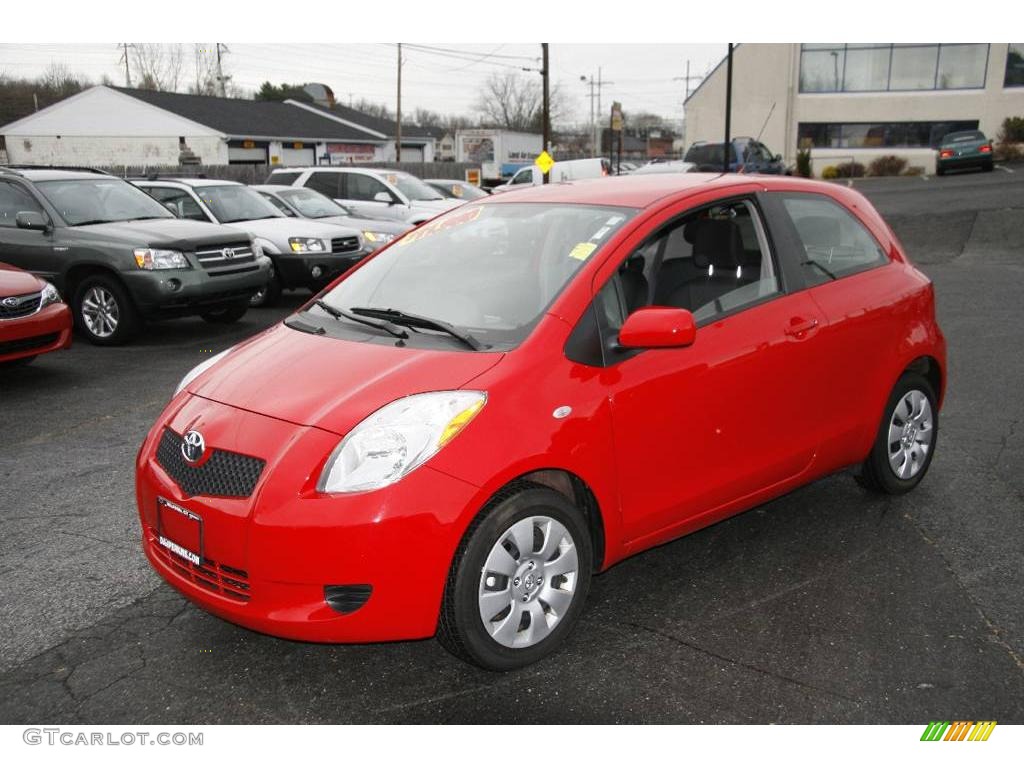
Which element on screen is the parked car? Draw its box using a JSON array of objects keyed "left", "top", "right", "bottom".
[
  {"left": 492, "top": 157, "right": 611, "bottom": 193},
  {"left": 0, "top": 167, "right": 271, "bottom": 345},
  {"left": 0, "top": 261, "right": 72, "bottom": 365},
  {"left": 936, "top": 130, "right": 994, "bottom": 175},
  {"left": 251, "top": 185, "right": 410, "bottom": 250},
  {"left": 423, "top": 179, "right": 490, "bottom": 201},
  {"left": 264, "top": 167, "right": 462, "bottom": 224},
  {"left": 684, "top": 138, "right": 788, "bottom": 174},
  {"left": 133, "top": 178, "right": 367, "bottom": 307},
  {"left": 137, "top": 173, "right": 945, "bottom": 670},
  {"left": 627, "top": 160, "right": 696, "bottom": 175}
]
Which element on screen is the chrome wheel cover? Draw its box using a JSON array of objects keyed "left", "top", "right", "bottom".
[
  {"left": 81, "top": 286, "right": 119, "bottom": 338},
  {"left": 249, "top": 286, "right": 266, "bottom": 306},
  {"left": 478, "top": 515, "right": 579, "bottom": 649},
  {"left": 887, "top": 389, "right": 934, "bottom": 480}
]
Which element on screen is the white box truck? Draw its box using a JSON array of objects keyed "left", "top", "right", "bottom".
[{"left": 455, "top": 129, "right": 543, "bottom": 188}]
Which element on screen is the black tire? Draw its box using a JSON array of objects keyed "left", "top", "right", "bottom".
[
  {"left": 935, "top": 167, "right": 945, "bottom": 177},
  {"left": 72, "top": 274, "right": 140, "bottom": 346},
  {"left": 249, "top": 274, "right": 281, "bottom": 308},
  {"left": 437, "top": 483, "right": 593, "bottom": 671},
  {"left": 201, "top": 305, "right": 248, "bottom": 324},
  {"left": 984, "top": 161, "right": 994, "bottom": 172},
  {"left": 857, "top": 372, "right": 938, "bottom": 494}
]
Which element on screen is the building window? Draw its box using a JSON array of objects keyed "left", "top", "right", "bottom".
[
  {"left": 798, "top": 121, "right": 980, "bottom": 150},
  {"left": 799, "top": 44, "right": 988, "bottom": 93},
  {"left": 1007, "top": 44, "right": 1024, "bottom": 87}
]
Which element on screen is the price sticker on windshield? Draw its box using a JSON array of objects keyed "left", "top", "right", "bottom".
[{"left": 568, "top": 242, "right": 598, "bottom": 261}]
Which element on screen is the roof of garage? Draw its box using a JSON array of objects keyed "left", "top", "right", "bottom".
[
  {"left": 288, "top": 100, "right": 444, "bottom": 142},
  {"left": 112, "top": 87, "right": 383, "bottom": 143}
]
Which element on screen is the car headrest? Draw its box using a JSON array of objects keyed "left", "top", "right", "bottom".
[
  {"left": 796, "top": 216, "right": 840, "bottom": 249},
  {"left": 619, "top": 255, "right": 645, "bottom": 274},
  {"left": 692, "top": 218, "right": 744, "bottom": 269}
]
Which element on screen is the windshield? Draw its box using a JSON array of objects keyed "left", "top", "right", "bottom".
[
  {"left": 35, "top": 178, "right": 175, "bottom": 226},
  {"left": 196, "top": 185, "right": 283, "bottom": 223},
  {"left": 279, "top": 188, "right": 346, "bottom": 218},
  {"left": 318, "top": 202, "right": 635, "bottom": 350},
  {"left": 944, "top": 130, "right": 985, "bottom": 143},
  {"left": 386, "top": 172, "right": 445, "bottom": 202}
]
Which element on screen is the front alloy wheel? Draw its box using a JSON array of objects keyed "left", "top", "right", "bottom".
[
  {"left": 73, "top": 275, "right": 139, "bottom": 346},
  {"left": 81, "top": 285, "right": 120, "bottom": 339},
  {"left": 438, "top": 483, "right": 593, "bottom": 671}
]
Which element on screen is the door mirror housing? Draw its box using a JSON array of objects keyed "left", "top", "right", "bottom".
[
  {"left": 162, "top": 201, "right": 180, "bottom": 216},
  {"left": 15, "top": 210, "right": 50, "bottom": 231},
  {"left": 618, "top": 307, "right": 697, "bottom": 349},
  {"left": 373, "top": 191, "right": 395, "bottom": 205}
]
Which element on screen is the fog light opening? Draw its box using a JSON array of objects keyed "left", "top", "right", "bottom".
[
  {"left": 324, "top": 584, "right": 372, "bottom": 614},
  {"left": 311, "top": 265, "right": 324, "bottom": 279}
]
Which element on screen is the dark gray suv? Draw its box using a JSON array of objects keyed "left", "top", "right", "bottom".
[{"left": 0, "top": 167, "right": 272, "bottom": 345}]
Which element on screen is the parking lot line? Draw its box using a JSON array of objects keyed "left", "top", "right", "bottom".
[{"left": 995, "top": 164, "right": 1015, "bottom": 174}]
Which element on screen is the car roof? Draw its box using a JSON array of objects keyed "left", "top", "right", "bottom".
[
  {"left": 270, "top": 167, "right": 405, "bottom": 177},
  {"left": 136, "top": 178, "right": 242, "bottom": 188},
  {"left": 424, "top": 179, "right": 467, "bottom": 184},
  {"left": 481, "top": 173, "right": 831, "bottom": 210},
  {"left": 250, "top": 184, "right": 293, "bottom": 192},
  {"left": 4, "top": 168, "right": 121, "bottom": 182}
]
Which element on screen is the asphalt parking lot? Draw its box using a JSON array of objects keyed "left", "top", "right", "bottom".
[{"left": 1, "top": 167, "right": 1023, "bottom": 724}]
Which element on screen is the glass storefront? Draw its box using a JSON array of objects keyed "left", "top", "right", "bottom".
[{"left": 800, "top": 44, "right": 989, "bottom": 93}]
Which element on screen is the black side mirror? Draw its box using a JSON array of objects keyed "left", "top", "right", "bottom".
[
  {"left": 774, "top": 154, "right": 783, "bottom": 163},
  {"left": 16, "top": 211, "right": 50, "bottom": 231}
]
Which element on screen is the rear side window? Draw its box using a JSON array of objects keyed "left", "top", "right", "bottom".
[
  {"left": 780, "top": 195, "right": 888, "bottom": 285},
  {"left": 305, "top": 172, "right": 341, "bottom": 198},
  {"left": 347, "top": 173, "right": 392, "bottom": 202},
  {"left": 684, "top": 143, "right": 738, "bottom": 166},
  {"left": 267, "top": 171, "right": 300, "bottom": 185}
]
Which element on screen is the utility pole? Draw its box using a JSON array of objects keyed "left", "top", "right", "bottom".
[
  {"left": 215, "top": 43, "right": 230, "bottom": 97},
  {"left": 541, "top": 43, "right": 550, "bottom": 183},
  {"left": 724, "top": 43, "right": 733, "bottom": 174},
  {"left": 396, "top": 43, "right": 403, "bottom": 163},
  {"left": 581, "top": 69, "right": 613, "bottom": 157},
  {"left": 119, "top": 43, "right": 132, "bottom": 88}
]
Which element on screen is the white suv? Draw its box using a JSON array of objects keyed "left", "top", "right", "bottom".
[{"left": 265, "top": 167, "right": 463, "bottom": 224}]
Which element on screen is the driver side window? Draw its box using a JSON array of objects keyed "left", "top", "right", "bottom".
[
  {"left": 347, "top": 174, "right": 392, "bottom": 202},
  {"left": 0, "top": 181, "right": 45, "bottom": 227}
]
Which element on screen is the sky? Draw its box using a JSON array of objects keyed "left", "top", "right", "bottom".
[{"left": 0, "top": 43, "right": 727, "bottom": 127}]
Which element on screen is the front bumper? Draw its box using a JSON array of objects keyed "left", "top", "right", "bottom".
[
  {"left": 136, "top": 393, "right": 480, "bottom": 643},
  {"left": 123, "top": 256, "right": 272, "bottom": 318},
  {"left": 273, "top": 250, "right": 369, "bottom": 290},
  {"left": 0, "top": 303, "right": 72, "bottom": 363}
]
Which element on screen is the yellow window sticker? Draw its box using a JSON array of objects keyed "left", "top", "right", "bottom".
[{"left": 569, "top": 242, "right": 598, "bottom": 261}]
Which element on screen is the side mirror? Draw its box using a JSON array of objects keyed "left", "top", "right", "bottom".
[
  {"left": 373, "top": 191, "right": 395, "bottom": 205},
  {"left": 162, "top": 202, "right": 180, "bottom": 216},
  {"left": 774, "top": 154, "right": 783, "bottom": 163},
  {"left": 15, "top": 211, "right": 50, "bottom": 231},
  {"left": 618, "top": 307, "right": 696, "bottom": 349}
]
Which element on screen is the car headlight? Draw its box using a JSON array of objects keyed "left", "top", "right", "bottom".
[
  {"left": 317, "top": 391, "right": 487, "bottom": 494},
  {"left": 362, "top": 230, "right": 395, "bottom": 247},
  {"left": 174, "top": 347, "right": 233, "bottom": 396},
  {"left": 289, "top": 237, "right": 328, "bottom": 253},
  {"left": 252, "top": 239, "right": 264, "bottom": 258},
  {"left": 134, "top": 248, "right": 189, "bottom": 270},
  {"left": 39, "top": 281, "right": 62, "bottom": 308}
]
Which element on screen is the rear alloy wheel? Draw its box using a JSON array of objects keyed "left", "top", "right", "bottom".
[
  {"left": 201, "top": 305, "right": 248, "bottom": 324},
  {"left": 438, "top": 484, "right": 593, "bottom": 671},
  {"left": 858, "top": 373, "right": 938, "bottom": 494},
  {"left": 74, "top": 275, "right": 139, "bottom": 346}
]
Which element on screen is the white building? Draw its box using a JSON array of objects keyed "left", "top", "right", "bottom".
[
  {"left": 684, "top": 44, "right": 1024, "bottom": 175},
  {"left": 0, "top": 86, "right": 436, "bottom": 168}
]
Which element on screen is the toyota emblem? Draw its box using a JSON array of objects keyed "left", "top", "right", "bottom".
[
  {"left": 181, "top": 430, "right": 206, "bottom": 464},
  {"left": 222, "top": 247, "right": 236, "bottom": 260}
]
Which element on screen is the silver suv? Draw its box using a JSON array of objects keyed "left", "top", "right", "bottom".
[{"left": 265, "top": 167, "right": 463, "bottom": 224}]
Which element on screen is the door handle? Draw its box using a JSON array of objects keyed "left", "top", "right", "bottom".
[{"left": 784, "top": 317, "right": 819, "bottom": 338}]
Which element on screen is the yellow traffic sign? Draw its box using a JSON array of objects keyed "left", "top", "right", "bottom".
[{"left": 535, "top": 150, "right": 555, "bottom": 175}]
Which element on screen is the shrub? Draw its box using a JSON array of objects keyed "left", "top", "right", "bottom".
[
  {"left": 868, "top": 155, "right": 908, "bottom": 176},
  {"left": 902, "top": 166, "right": 924, "bottom": 176},
  {"left": 796, "top": 148, "right": 812, "bottom": 178},
  {"left": 821, "top": 165, "right": 839, "bottom": 180},
  {"left": 999, "top": 116, "right": 1024, "bottom": 143},
  {"left": 994, "top": 141, "right": 1023, "bottom": 162},
  {"left": 834, "top": 161, "right": 866, "bottom": 178}
]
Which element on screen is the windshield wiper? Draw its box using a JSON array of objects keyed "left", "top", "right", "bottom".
[
  {"left": 349, "top": 306, "right": 484, "bottom": 351},
  {"left": 314, "top": 299, "right": 408, "bottom": 340},
  {"left": 802, "top": 260, "right": 838, "bottom": 281},
  {"left": 73, "top": 219, "right": 115, "bottom": 226}
]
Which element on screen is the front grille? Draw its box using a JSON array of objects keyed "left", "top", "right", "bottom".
[
  {"left": 0, "top": 292, "right": 41, "bottom": 320},
  {"left": 331, "top": 236, "right": 360, "bottom": 254},
  {"left": 150, "top": 529, "right": 251, "bottom": 602},
  {"left": 155, "top": 428, "right": 265, "bottom": 498},
  {"left": 0, "top": 332, "right": 58, "bottom": 356},
  {"left": 194, "top": 241, "right": 258, "bottom": 277}
]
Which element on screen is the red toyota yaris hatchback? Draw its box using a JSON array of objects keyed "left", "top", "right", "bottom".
[{"left": 137, "top": 174, "right": 946, "bottom": 670}]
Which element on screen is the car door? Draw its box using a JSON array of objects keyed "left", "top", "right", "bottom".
[
  {"left": 765, "top": 190, "right": 899, "bottom": 466},
  {"left": 0, "top": 179, "right": 64, "bottom": 281},
  {"left": 337, "top": 172, "right": 407, "bottom": 221},
  {"left": 591, "top": 191, "right": 828, "bottom": 544}
]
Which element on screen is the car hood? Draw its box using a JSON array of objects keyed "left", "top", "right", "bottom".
[
  {"left": 188, "top": 322, "right": 504, "bottom": 436},
  {"left": 226, "top": 217, "right": 359, "bottom": 242},
  {"left": 411, "top": 198, "right": 463, "bottom": 212},
  {"left": 315, "top": 215, "right": 410, "bottom": 235},
  {"left": 0, "top": 261, "right": 43, "bottom": 296},
  {"left": 75, "top": 218, "right": 243, "bottom": 247}
]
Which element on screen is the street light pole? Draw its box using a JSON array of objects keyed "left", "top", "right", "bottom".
[
  {"left": 396, "top": 43, "right": 403, "bottom": 163},
  {"left": 724, "top": 43, "right": 733, "bottom": 174}
]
